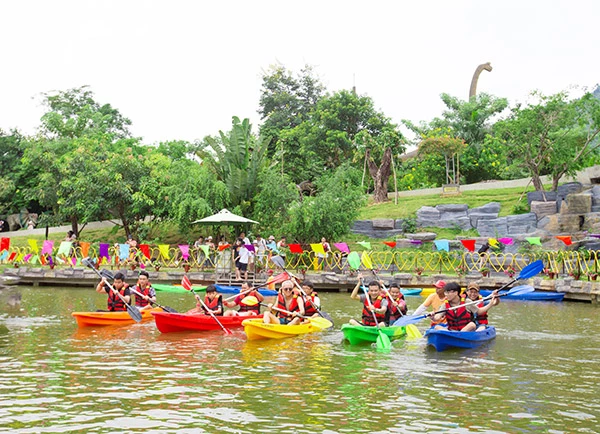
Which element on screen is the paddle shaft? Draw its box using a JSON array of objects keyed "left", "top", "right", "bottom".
[
  {"left": 129, "top": 287, "right": 177, "bottom": 313},
  {"left": 222, "top": 278, "right": 278, "bottom": 302},
  {"left": 259, "top": 302, "right": 314, "bottom": 320},
  {"left": 359, "top": 278, "right": 384, "bottom": 327},
  {"left": 369, "top": 269, "right": 406, "bottom": 317},
  {"left": 192, "top": 288, "right": 231, "bottom": 334}
]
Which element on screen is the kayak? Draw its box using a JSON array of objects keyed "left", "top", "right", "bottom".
[
  {"left": 153, "top": 311, "right": 263, "bottom": 333},
  {"left": 214, "top": 284, "right": 278, "bottom": 296},
  {"left": 242, "top": 318, "right": 324, "bottom": 340},
  {"left": 72, "top": 307, "right": 162, "bottom": 327},
  {"left": 153, "top": 283, "right": 204, "bottom": 294},
  {"left": 420, "top": 287, "right": 436, "bottom": 297},
  {"left": 402, "top": 288, "right": 422, "bottom": 296},
  {"left": 341, "top": 324, "right": 406, "bottom": 345},
  {"left": 479, "top": 289, "right": 564, "bottom": 301},
  {"left": 425, "top": 326, "right": 496, "bottom": 351}
]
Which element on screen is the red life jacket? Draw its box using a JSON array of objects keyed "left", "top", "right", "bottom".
[
  {"left": 362, "top": 296, "right": 386, "bottom": 326},
  {"left": 276, "top": 293, "right": 300, "bottom": 319},
  {"left": 239, "top": 290, "right": 261, "bottom": 314},
  {"left": 443, "top": 298, "right": 473, "bottom": 331},
  {"left": 303, "top": 292, "right": 319, "bottom": 316},
  {"left": 107, "top": 284, "right": 129, "bottom": 311},
  {"left": 474, "top": 296, "right": 488, "bottom": 325},
  {"left": 203, "top": 294, "right": 223, "bottom": 316},
  {"left": 133, "top": 283, "right": 152, "bottom": 308},
  {"left": 386, "top": 295, "right": 407, "bottom": 324}
]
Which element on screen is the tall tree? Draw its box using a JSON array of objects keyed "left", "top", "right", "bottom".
[{"left": 494, "top": 90, "right": 600, "bottom": 191}]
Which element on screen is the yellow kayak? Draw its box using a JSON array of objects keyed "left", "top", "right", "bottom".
[
  {"left": 242, "top": 317, "right": 329, "bottom": 340},
  {"left": 420, "top": 287, "right": 436, "bottom": 298},
  {"left": 72, "top": 308, "right": 162, "bottom": 327}
]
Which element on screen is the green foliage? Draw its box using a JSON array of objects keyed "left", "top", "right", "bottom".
[
  {"left": 401, "top": 217, "right": 417, "bottom": 233},
  {"left": 510, "top": 200, "right": 530, "bottom": 215},
  {"left": 0, "top": 130, "right": 31, "bottom": 213}
]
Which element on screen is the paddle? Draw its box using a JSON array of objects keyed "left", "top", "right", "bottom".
[
  {"left": 270, "top": 255, "right": 334, "bottom": 324},
  {"left": 497, "top": 260, "right": 544, "bottom": 291},
  {"left": 99, "top": 269, "right": 178, "bottom": 313},
  {"left": 181, "top": 275, "right": 232, "bottom": 335},
  {"left": 242, "top": 296, "right": 333, "bottom": 330},
  {"left": 393, "top": 284, "right": 535, "bottom": 327},
  {"left": 360, "top": 252, "right": 422, "bottom": 339},
  {"left": 82, "top": 258, "right": 142, "bottom": 323},
  {"left": 222, "top": 272, "right": 289, "bottom": 302}
]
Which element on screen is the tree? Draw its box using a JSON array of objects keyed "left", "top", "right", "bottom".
[
  {"left": 494, "top": 90, "right": 600, "bottom": 191},
  {"left": 418, "top": 133, "right": 467, "bottom": 185},
  {"left": 0, "top": 129, "right": 32, "bottom": 214},
  {"left": 196, "top": 117, "right": 269, "bottom": 215}
]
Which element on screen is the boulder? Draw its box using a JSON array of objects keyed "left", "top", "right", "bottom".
[
  {"left": 352, "top": 220, "right": 373, "bottom": 231},
  {"left": 436, "top": 204, "right": 469, "bottom": 212},
  {"left": 531, "top": 201, "right": 557, "bottom": 220},
  {"left": 477, "top": 217, "right": 508, "bottom": 237},
  {"left": 405, "top": 232, "right": 437, "bottom": 241},
  {"left": 437, "top": 216, "right": 473, "bottom": 230},
  {"left": 372, "top": 219, "right": 395, "bottom": 230},
  {"left": 557, "top": 182, "right": 583, "bottom": 211},
  {"left": 564, "top": 193, "right": 591, "bottom": 215},
  {"left": 469, "top": 213, "right": 497, "bottom": 228},
  {"left": 470, "top": 202, "right": 501, "bottom": 214},
  {"left": 527, "top": 190, "right": 557, "bottom": 207},
  {"left": 394, "top": 219, "right": 404, "bottom": 230}
]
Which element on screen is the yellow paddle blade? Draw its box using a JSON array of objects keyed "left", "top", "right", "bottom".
[
  {"left": 405, "top": 324, "right": 422, "bottom": 339},
  {"left": 309, "top": 317, "right": 333, "bottom": 330},
  {"left": 361, "top": 251, "right": 373, "bottom": 270},
  {"left": 241, "top": 295, "right": 259, "bottom": 306}
]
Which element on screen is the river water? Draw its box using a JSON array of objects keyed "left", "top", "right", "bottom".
[{"left": 0, "top": 285, "right": 598, "bottom": 433}]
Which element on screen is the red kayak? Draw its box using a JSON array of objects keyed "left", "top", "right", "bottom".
[{"left": 152, "top": 311, "right": 263, "bottom": 333}]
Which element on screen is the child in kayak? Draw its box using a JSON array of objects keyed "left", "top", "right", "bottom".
[
  {"left": 131, "top": 270, "right": 157, "bottom": 311},
  {"left": 95, "top": 272, "right": 131, "bottom": 312},
  {"left": 385, "top": 282, "right": 407, "bottom": 325},
  {"left": 348, "top": 273, "right": 387, "bottom": 327},
  {"left": 186, "top": 285, "right": 223, "bottom": 316},
  {"left": 465, "top": 282, "right": 499, "bottom": 330},
  {"left": 263, "top": 279, "right": 304, "bottom": 325},
  {"left": 432, "top": 282, "right": 499, "bottom": 332},
  {"left": 223, "top": 281, "right": 264, "bottom": 316}
]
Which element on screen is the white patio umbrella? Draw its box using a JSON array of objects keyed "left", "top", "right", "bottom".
[{"left": 191, "top": 209, "right": 259, "bottom": 225}]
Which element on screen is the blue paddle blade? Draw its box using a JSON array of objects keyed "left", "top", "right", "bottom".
[
  {"left": 393, "top": 314, "right": 427, "bottom": 327},
  {"left": 506, "top": 285, "right": 535, "bottom": 296},
  {"left": 517, "top": 260, "right": 544, "bottom": 280}
]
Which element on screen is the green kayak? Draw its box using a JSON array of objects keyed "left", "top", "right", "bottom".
[
  {"left": 153, "top": 283, "right": 206, "bottom": 293},
  {"left": 341, "top": 324, "right": 406, "bottom": 345}
]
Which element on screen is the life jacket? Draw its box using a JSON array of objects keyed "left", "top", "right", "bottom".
[
  {"left": 239, "top": 290, "right": 261, "bottom": 314},
  {"left": 133, "top": 283, "right": 153, "bottom": 308},
  {"left": 303, "top": 292, "right": 319, "bottom": 316},
  {"left": 473, "top": 295, "right": 488, "bottom": 325},
  {"left": 362, "top": 296, "right": 386, "bottom": 326},
  {"left": 443, "top": 297, "right": 473, "bottom": 331},
  {"left": 107, "top": 284, "right": 129, "bottom": 311},
  {"left": 276, "top": 293, "right": 300, "bottom": 319},
  {"left": 386, "top": 295, "right": 407, "bottom": 324},
  {"left": 203, "top": 294, "right": 223, "bottom": 316}
]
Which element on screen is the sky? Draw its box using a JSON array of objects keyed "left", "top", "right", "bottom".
[{"left": 1, "top": 0, "right": 599, "bottom": 146}]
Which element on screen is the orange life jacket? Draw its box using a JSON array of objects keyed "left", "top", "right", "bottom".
[
  {"left": 203, "top": 294, "right": 223, "bottom": 316},
  {"left": 362, "top": 295, "right": 386, "bottom": 326},
  {"left": 443, "top": 298, "right": 473, "bottom": 331},
  {"left": 303, "top": 292, "right": 319, "bottom": 316},
  {"left": 276, "top": 293, "right": 300, "bottom": 319},
  {"left": 107, "top": 284, "right": 129, "bottom": 311}
]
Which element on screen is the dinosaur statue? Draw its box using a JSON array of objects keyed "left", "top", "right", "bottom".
[{"left": 469, "top": 62, "right": 492, "bottom": 99}]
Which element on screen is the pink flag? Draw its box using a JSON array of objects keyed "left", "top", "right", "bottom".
[
  {"left": 178, "top": 244, "right": 190, "bottom": 260},
  {"left": 334, "top": 242, "right": 350, "bottom": 253},
  {"left": 499, "top": 237, "right": 514, "bottom": 245},
  {"left": 41, "top": 240, "right": 54, "bottom": 255}
]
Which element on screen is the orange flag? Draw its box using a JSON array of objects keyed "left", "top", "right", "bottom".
[
  {"left": 79, "top": 241, "right": 90, "bottom": 257},
  {"left": 383, "top": 241, "right": 396, "bottom": 248},
  {"left": 556, "top": 236, "right": 572, "bottom": 246}
]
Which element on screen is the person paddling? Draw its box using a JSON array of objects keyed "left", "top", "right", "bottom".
[
  {"left": 186, "top": 285, "right": 223, "bottom": 316},
  {"left": 432, "top": 282, "right": 499, "bottom": 332},
  {"left": 263, "top": 279, "right": 304, "bottom": 325},
  {"left": 465, "top": 282, "right": 499, "bottom": 330},
  {"left": 348, "top": 273, "right": 387, "bottom": 327},
  {"left": 223, "top": 281, "right": 264, "bottom": 317},
  {"left": 131, "top": 270, "right": 157, "bottom": 311},
  {"left": 95, "top": 271, "right": 131, "bottom": 312},
  {"left": 300, "top": 280, "right": 321, "bottom": 318},
  {"left": 413, "top": 280, "right": 447, "bottom": 327},
  {"left": 385, "top": 282, "right": 407, "bottom": 326}
]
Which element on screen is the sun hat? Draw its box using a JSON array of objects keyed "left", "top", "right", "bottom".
[
  {"left": 434, "top": 280, "right": 447, "bottom": 289},
  {"left": 268, "top": 235, "right": 275, "bottom": 240},
  {"left": 267, "top": 269, "right": 274, "bottom": 274},
  {"left": 467, "top": 282, "right": 480, "bottom": 291}
]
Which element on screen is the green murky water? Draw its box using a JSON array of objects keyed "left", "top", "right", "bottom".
[{"left": 0, "top": 285, "right": 598, "bottom": 433}]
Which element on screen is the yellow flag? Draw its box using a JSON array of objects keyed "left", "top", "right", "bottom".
[
  {"left": 28, "top": 239, "right": 39, "bottom": 253},
  {"left": 158, "top": 244, "right": 171, "bottom": 259},
  {"left": 488, "top": 238, "right": 499, "bottom": 248},
  {"left": 310, "top": 243, "right": 325, "bottom": 255}
]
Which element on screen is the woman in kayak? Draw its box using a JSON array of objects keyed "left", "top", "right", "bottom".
[
  {"left": 385, "top": 282, "right": 407, "bottom": 325},
  {"left": 432, "top": 282, "right": 499, "bottom": 331},
  {"left": 263, "top": 279, "right": 304, "bottom": 325},
  {"left": 223, "top": 282, "right": 264, "bottom": 316},
  {"left": 412, "top": 280, "right": 447, "bottom": 327},
  {"left": 348, "top": 273, "right": 387, "bottom": 327},
  {"left": 95, "top": 272, "right": 131, "bottom": 312},
  {"left": 465, "top": 282, "right": 499, "bottom": 330}
]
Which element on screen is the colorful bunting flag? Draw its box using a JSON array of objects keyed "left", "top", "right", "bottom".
[
  {"left": 0, "top": 237, "right": 9, "bottom": 252},
  {"left": 310, "top": 243, "right": 325, "bottom": 255},
  {"left": 488, "top": 238, "right": 499, "bottom": 248},
  {"left": 218, "top": 243, "right": 231, "bottom": 251},
  {"left": 139, "top": 244, "right": 151, "bottom": 259},
  {"left": 0, "top": 251, "right": 8, "bottom": 261},
  {"left": 383, "top": 241, "right": 396, "bottom": 248},
  {"left": 99, "top": 243, "right": 110, "bottom": 259},
  {"left": 57, "top": 241, "right": 72, "bottom": 257},
  {"left": 199, "top": 245, "right": 210, "bottom": 256},
  {"left": 410, "top": 240, "right": 423, "bottom": 245},
  {"left": 79, "top": 241, "right": 90, "bottom": 257},
  {"left": 434, "top": 240, "right": 450, "bottom": 252},
  {"left": 28, "top": 239, "right": 39, "bottom": 253},
  {"left": 23, "top": 254, "right": 32, "bottom": 263},
  {"left": 158, "top": 244, "right": 170, "bottom": 259},
  {"left": 266, "top": 241, "right": 278, "bottom": 253},
  {"left": 40, "top": 254, "right": 47, "bottom": 265},
  {"left": 288, "top": 243, "right": 303, "bottom": 254},
  {"left": 334, "top": 242, "right": 350, "bottom": 253},
  {"left": 119, "top": 244, "right": 130, "bottom": 260},
  {"left": 244, "top": 244, "right": 255, "bottom": 253},
  {"left": 526, "top": 237, "right": 542, "bottom": 246},
  {"left": 71, "top": 257, "right": 77, "bottom": 266},
  {"left": 178, "top": 244, "right": 190, "bottom": 260},
  {"left": 8, "top": 252, "right": 17, "bottom": 262},
  {"left": 41, "top": 240, "right": 54, "bottom": 255},
  {"left": 498, "top": 237, "right": 514, "bottom": 245},
  {"left": 556, "top": 235, "right": 572, "bottom": 246},
  {"left": 31, "top": 255, "right": 39, "bottom": 264},
  {"left": 357, "top": 241, "right": 371, "bottom": 250},
  {"left": 460, "top": 239, "right": 476, "bottom": 252}
]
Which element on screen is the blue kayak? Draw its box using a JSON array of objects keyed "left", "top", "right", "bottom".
[
  {"left": 214, "top": 284, "right": 278, "bottom": 296},
  {"left": 401, "top": 288, "right": 422, "bottom": 296},
  {"left": 479, "top": 289, "right": 564, "bottom": 301},
  {"left": 425, "top": 326, "right": 496, "bottom": 351}
]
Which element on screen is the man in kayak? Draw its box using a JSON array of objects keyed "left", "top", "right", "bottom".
[
  {"left": 385, "top": 282, "right": 407, "bottom": 325},
  {"left": 263, "top": 279, "right": 304, "bottom": 325},
  {"left": 223, "top": 282, "right": 264, "bottom": 316},
  {"left": 432, "top": 282, "right": 499, "bottom": 331},
  {"left": 131, "top": 270, "right": 157, "bottom": 311},
  {"left": 465, "top": 282, "right": 499, "bottom": 330},
  {"left": 186, "top": 285, "right": 224, "bottom": 316},
  {"left": 348, "top": 273, "right": 387, "bottom": 327},
  {"left": 413, "top": 280, "right": 447, "bottom": 326},
  {"left": 300, "top": 280, "right": 321, "bottom": 318},
  {"left": 95, "top": 272, "right": 131, "bottom": 311}
]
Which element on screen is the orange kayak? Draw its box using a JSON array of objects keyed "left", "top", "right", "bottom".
[{"left": 72, "top": 308, "right": 162, "bottom": 327}]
